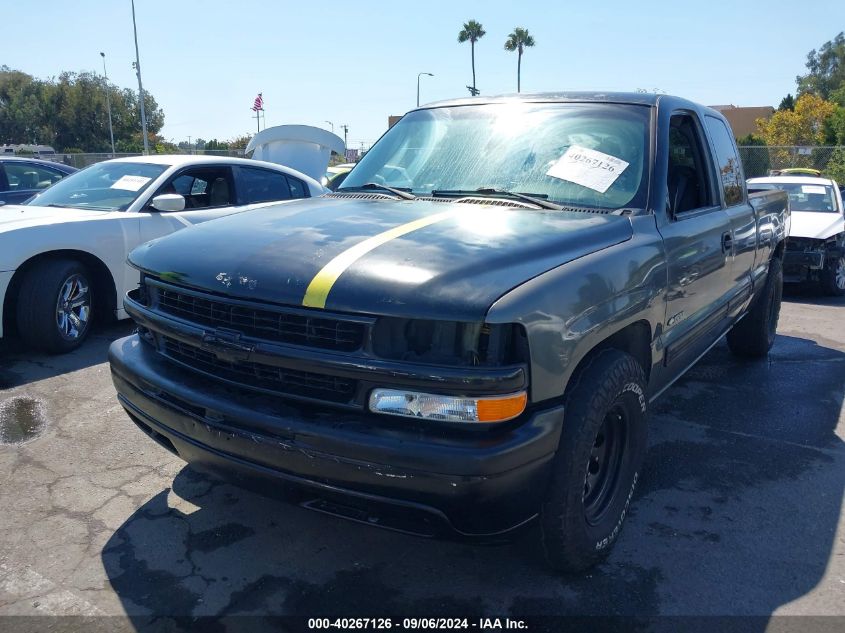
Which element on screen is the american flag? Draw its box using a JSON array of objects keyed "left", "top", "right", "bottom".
[{"left": 251, "top": 93, "right": 264, "bottom": 112}]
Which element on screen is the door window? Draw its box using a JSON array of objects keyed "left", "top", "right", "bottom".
[
  {"left": 667, "top": 114, "right": 715, "bottom": 215},
  {"left": 705, "top": 116, "right": 744, "bottom": 207},
  {"left": 239, "top": 167, "right": 292, "bottom": 203},
  {"left": 155, "top": 167, "right": 234, "bottom": 209},
  {"left": 3, "top": 163, "right": 66, "bottom": 191},
  {"left": 287, "top": 175, "right": 308, "bottom": 199}
]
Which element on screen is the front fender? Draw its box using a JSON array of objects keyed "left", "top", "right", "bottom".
[{"left": 486, "top": 215, "right": 667, "bottom": 403}]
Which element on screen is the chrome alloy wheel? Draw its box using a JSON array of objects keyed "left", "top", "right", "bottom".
[
  {"left": 55, "top": 274, "right": 91, "bottom": 340},
  {"left": 835, "top": 256, "right": 845, "bottom": 291}
]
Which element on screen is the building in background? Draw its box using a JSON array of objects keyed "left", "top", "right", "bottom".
[{"left": 709, "top": 105, "right": 775, "bottom": 138}]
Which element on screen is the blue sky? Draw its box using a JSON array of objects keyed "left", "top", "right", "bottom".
[{"left": 3, "top": 0, "right": 843, "bottom": 149}]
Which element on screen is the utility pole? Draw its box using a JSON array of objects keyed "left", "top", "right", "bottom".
[
  {"left": 187, "top": 135, "right": 192, "bottom": 153},
  {"left": 131, "top": 0, "right": 150, "bottom": 154},
  {"left": 100, "top": 52, "right": 115, "bottom": 155},
  {"left": 341, "top": 124, "right": 349, "bottom": 153}
]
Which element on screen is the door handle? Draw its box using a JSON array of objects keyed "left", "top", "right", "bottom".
[{"left": 721, "top": 231, "right": 733, "bottom": 253}]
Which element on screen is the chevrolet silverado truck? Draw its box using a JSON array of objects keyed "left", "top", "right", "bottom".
[
  {"left": 747, "top": 175, "right": 844, "bottom": 295},
  {"left": 109, "top": 93, "right": 788, "bottom": 571}
]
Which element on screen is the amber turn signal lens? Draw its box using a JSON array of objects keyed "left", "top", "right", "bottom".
[{"left": 476, "top": 392, "right": 528, "bottom": 423}]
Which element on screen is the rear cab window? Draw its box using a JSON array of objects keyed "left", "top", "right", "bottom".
[{"left": 705, "top": 116, "right": 745, "bottom": 207}]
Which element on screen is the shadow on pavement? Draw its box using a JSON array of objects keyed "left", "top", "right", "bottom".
[
  {"left": 783, "top": 283, "right": 845, "bottom": 307},
  {"left": 0, "top": 321, "right": 133, "bottom": 390},
  {"left": 101, "top": 333, "right": 845, "bottom": 629}
]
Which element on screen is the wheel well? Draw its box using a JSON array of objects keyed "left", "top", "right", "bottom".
[
  {"left": 3, "top": 250, "right": 117, "bottom": 336},
  {"left": 564, "top": 320, "right": 653, "bottom": 396}
]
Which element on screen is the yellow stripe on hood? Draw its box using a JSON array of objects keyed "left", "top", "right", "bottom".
[{"left": 302, "top": 210, "right": 455, "bottom": 309}]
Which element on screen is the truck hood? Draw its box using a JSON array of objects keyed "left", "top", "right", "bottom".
[
  {"left": 789, "top": 211, "right": 845, "bottom": 240},
  {"left": 129, "top": 197, "right": 633, "bottom": 321},
  {"left": 0, "top": 204, "right": 110, "bottom": 233}
]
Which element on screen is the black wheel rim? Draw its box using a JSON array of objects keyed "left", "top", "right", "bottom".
[{"left": 583, "top": 404, "right": 628, "bottom": 525}]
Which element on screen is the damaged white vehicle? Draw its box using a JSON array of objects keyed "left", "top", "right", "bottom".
[
  {"left": 747, "top": 176, "right": 845, "bottom": 295},
  {"left": 0, "top": 155, "right": 324, "bottom": 353}
]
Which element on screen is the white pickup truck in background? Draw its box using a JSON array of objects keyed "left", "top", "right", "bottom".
[
  {"left": 0, "top": 155, "right": 325, "bottom": 353},
  {"left": 747, "top": 176, "right": 845, "bottom": 295}
]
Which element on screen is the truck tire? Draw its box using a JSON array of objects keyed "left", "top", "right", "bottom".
[
  {"left": 726, "top": 257, "right": 782, "bottom": 358},
  {"left": 16, "top": 259, "right": 94, "bottom": 354},
  {"left": 820, "top": 255, "right": 845, "bottom": 296},
  {"left": 540, "top": 349, "right": 648, "bottom": 572}
]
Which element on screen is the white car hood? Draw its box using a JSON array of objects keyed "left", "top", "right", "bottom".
[
  {"left": 789, "top": 211, "right": 845, "bottom": 240},
  {"left": 0, "top": 204, "right": 111, "bottom": 233}
]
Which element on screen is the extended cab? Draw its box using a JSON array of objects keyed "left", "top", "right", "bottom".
[{"left": 109, "top": 93, "right": 788, "bottom": 571}]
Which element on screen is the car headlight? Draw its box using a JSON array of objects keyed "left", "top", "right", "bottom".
[
  {"left": 369, "top": 389, "right": 527, "bottom": 423},
  {"left": 371, "top": 318, "right": 527, "bottom": 367}
]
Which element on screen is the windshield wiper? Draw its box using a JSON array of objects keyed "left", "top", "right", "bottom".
[
  {"left": 430, "top": 188, "right": 562, "bottom": 210},
  {"left": 341, "top": 183, "right": 416, "bottom": 200}
]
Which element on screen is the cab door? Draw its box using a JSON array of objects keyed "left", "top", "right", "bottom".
[
  {"left": 655, "top": 112, "right": 734, "bottom": 380},
  {"left": 704, "top": 115, "right": 756, "bottom": 308}
]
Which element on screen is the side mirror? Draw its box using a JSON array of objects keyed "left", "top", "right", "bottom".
[{"left": 150, "top": 193, "right": 186, "bottom": 212}]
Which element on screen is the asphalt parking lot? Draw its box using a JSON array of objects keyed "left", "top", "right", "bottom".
[{"left": 0, "top": 289, "right": 843, "bottom": 630}]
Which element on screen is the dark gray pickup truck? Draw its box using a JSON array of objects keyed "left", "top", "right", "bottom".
[{"left": 109, "top": 92, "right": 788, "bottom": 571}]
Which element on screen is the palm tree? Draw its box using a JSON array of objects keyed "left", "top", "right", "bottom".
[
  {"left": 458, "top": 20, "right": 486, "bottom": 95},
  {"left": 504, "top": 27, "right": 536, "bottom": 93}
]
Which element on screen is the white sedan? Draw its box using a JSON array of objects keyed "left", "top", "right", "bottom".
[{"left": 0, "top": 155, "right": 325, "bottom": 353}]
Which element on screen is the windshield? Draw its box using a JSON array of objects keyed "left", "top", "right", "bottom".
[
  {"left": 26, "top": 162, "right": 168, "bottom": 211},
  {"left": 341, "top": 103, "right": 651, "bottom": 210},
  {"left": 750, "top": 182, "right": 839, "bottom": 213}
]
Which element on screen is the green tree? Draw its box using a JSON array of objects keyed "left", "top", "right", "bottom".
[
  {"left": 504, "top": 27, "right": 535, "bottom": 93},
  {"left": 0, "top": 66, "right": 165, "bottom": 152},
  {"left": 458, "top": 20, "right": 486, "bottom": 95},
  {"left": 778, "top": 94, "right": 795, "bottom": 111},
  {"left": 227, "top": 134, "right": 252, "bottom": 150},
  {"left": 735, "top": 134, "right": 770, "bottom": 177},
  {"left": 797, "top": 32, "right": 845, "bottom": 100},
  {"left": 204, "top": 139, "right": 229, "bottom": 151},
  {"left": 757, "top": 93, "right": 838, "bottom": 146}
]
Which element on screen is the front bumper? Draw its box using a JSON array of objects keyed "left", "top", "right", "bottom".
[
  {"left": 783, "top": 249, "right": 824, "bottom": 282},
  {"left": 109, "top": 335, "right": 563, "bottom": 537}
]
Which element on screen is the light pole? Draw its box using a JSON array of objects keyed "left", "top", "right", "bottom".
[
  {"left": 416, "top": 72, "right": 433, "bottom": 107},
  {"left": 324, "top": 120, "right": 334, "bottom": 133},
  {"left": 130, "top": 0, "right": 149, "bottom": 154},
  {"left": 100, "top": 52, "right": 116, "bottom": 155}
]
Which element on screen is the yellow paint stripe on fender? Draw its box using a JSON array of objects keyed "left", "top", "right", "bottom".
[{"left": 302, "top": 210, "right": 455, "bottom": 309}]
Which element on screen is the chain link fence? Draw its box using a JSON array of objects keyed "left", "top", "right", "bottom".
[{"left": 738, "top": 146, "right": 845, "bottom": 181}]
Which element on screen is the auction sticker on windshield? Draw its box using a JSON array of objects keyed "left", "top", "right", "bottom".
[
  {"left": 546, "top": 145, "right": 629, "bottom": 193},
  {"left": 802, "top": 185, "right": 827, "bottom": 195},
  {"left": 110, "top": 175, "right": 152, "bottom": 191}
]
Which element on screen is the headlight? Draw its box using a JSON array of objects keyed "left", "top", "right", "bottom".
[
  {"left": 369, "top": 389, "right": 527, "bottom": 423},
  {"left": 371, "top": 318, "right": 527, "bottom": 367}
]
